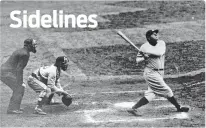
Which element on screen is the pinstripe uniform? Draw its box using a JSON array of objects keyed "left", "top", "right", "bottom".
[
  {"left": 137, "top": 40, "right": 173, "bottom": 101},
  {"left": 127, "top": 30, "right": 189, "bottom": 116}
]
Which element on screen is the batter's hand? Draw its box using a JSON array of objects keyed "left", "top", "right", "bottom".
[
  {"left": 139, "top": 51, "right": 149, "bottom": 59},
  {"left": 143, "top": 54, "right": 149, "bottom": 59}
]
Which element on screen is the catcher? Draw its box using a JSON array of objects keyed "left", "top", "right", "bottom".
[
  {"left": 127, "top": 29, "right": 189, "bottom": 116},
  {"left": 27, "top": 56, "right": 72, "bottom": 115}
]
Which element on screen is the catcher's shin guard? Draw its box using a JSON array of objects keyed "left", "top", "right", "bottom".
[
  {"left": 45, "top": 93, "right": 54, "bottom": 105},
  {"left": 37, "top": 91, "right": 47, "bottom": 106}
]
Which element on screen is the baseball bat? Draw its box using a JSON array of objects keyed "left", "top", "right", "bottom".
[{"left": 116, "top": 30, "right": 140, "bottom": 51}]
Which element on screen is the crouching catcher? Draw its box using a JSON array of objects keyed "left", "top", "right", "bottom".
[{"left": 27, "top": 56, "right": 71, "bottom": 115}]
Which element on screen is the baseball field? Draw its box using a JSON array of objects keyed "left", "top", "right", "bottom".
[{"left": 0, "top": 1, "right": 205, "bottom": 127}]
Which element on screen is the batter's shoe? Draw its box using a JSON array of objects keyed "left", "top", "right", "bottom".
[
  {"left": 19, "top": 108, "right": 24, "bottom": 112},
  {"left": 127, "top": 108, "right": 142, "bottom": 116},
  {"left": 34, "top": 108, "right": 47, "bottom": 115},
  {"left": 7, "top": 110, "right": 23, "bottom": 114},
  {"left": 177, "top": 107, "right": 189, "bottom": 112}
]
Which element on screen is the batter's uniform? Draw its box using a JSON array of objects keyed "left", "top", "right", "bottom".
[
  {"left": 0, "top": 48, "right": 30, "bottom": 112},
  {"left": 27, "top": 64, "right": 63, "bottom": 103},
  {"left": 137, "top": 40, "right": 173, "bottom": 102}
]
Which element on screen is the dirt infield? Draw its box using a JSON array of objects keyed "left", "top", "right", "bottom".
[
  {"left": 63, "top": 40, "right": 205, "bottom": 76},
  {"left": 1, "top": 73, "right": 204, "bottom": 127}
]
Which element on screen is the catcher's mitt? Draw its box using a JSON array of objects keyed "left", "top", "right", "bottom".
[{"left": 62, "top": 94, "right": 72, "bottom": 107}]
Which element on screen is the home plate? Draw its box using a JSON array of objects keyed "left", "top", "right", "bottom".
[
  {"left": 172, "top": 112, "right": 189, "bottom": 119},
  {"left": 112, "top": 102, "right": 135, "bottom": 111}
]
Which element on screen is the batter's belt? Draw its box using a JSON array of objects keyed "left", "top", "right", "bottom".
[{"left": 153, "top": 68, "right": 164, "bottom": 71}]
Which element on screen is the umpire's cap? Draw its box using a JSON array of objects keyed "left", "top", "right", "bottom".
[
  {"left": 24, "top": 38, "right": 34, "bottom": 46},
  {"left": 146, "top": 29, "right": 159, "bottom": 38}
]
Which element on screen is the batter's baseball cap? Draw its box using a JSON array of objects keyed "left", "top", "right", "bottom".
[{"left": 146, "top": 29, "right": 159, "bottom": 38}]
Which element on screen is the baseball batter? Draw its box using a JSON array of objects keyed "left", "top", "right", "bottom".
[
  {"left": 0, "top": 38, "right": 37, "bottom": 114},
  {"left": 127, "top": 30, "right": 189, "bottom": 116},
  {"left": 27, "top": 56, "right": 69, "bottom": 115}
]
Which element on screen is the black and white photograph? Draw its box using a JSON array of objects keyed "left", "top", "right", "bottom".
[{"left": 0, "top": 0, "right": 205, "bottom": 127}]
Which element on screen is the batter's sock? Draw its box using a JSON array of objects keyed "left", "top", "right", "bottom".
[
  {"left": 167, "top": 96, "right": 180, "bottom": 110},
  {"left": 132, "top": 97, "right": 149, "bottom": 109},
  {"left": 37, "top": 97, "right": 44, "bottom": 108},
  {"left": 35, "top": 105, "right": 42, "bottom": 110}
]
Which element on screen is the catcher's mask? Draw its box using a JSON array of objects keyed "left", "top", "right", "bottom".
[
  {"left": 24, "top": 38, "right": 37, "bottom": 53},
  {"left": 55, "top": 56, "right": 69, "bottom": 71},
  {"left": 62, "top": 94, "right": 72, "bottom": 107}
]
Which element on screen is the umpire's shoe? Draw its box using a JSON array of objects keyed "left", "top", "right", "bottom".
[
  {"left": 127, "top": 108, "right": 142, "bottom": 116},
  {"left": 7, "top": 110, "right": 23, "bottom": 114},
  {"left": 34, "top": 108, "right": 47, "bottom": 115},
  {"left": 177, "top": 107, "right": 189, "bottom": 112}
]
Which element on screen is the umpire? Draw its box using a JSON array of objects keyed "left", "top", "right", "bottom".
[{"left": 0, "top": 38, "right": 37, "bottom": 114}]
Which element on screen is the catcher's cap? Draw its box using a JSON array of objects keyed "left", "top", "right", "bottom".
[
  {"left": 146, "top": 29, "right": 159, "bottom": 38},
  {"left": 55, "top": 56, "right": 69, "bottom": 64},
  {"left": 24, "top": 38, "right": 34, "bottom": 46}
]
